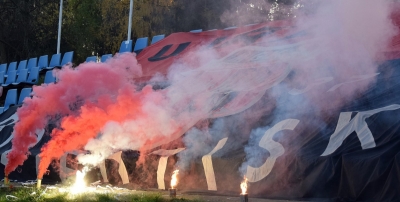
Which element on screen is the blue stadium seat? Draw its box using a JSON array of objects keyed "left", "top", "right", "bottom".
[
  {"left": 37, "top": 55, "right": 49, "bottom": 70},
  {"left": 101, "top": 54, "right": 112, "bottom": 63},
  {"left": 13, "top": 69, "right": 28, "bottom": 84},
  {"left": 0, "top": 71, "right": 5, "bottom": 85},
  {"left": 119, "top": 40, "right": 133, "bottom": 53},
  {"left": 60, "top": 51, "right": 74, "bottom": 67},
  {"left": 3, "top": 89, "right": 17, "bottom": 112},
  {"left": 26, "top": 57, "right": 38, "bottom": 73},
  {"left": 151, "top": 35, "right": 165, "bottom": 44},
  {"left": 42, "top": 53, "right": 61, "bottom": 71},
  {"left": 25, "top": 67, "right": 39, "bottom": 84},
  {"left": 18, "top": 88, "right": 32, "bottom": 105},
  {"left": 0, "top": 64, "right": 6, "bottom": 73},
  {"left": 6, "top": 62, "right": 17, "bottom": 77},
  {"left": 16, "top": 60, "right": 27, "bottom": 75},
  {"left": 0, "top": 64, "right": 5, "bottom": 85},
  {"left": 134, "top": 37, "right": 148, "bottom": 54},
  {"left": 2, "top": 70, "right": 16, "bottom": 86},
  {"left": 190, "top": 29, "right": 202, "bottom": 33},
  {"left": 44, "top": 71, "right": 56, "bottom": 84},
  {"left": 86, "top": 56, "right": 97, "bottom": 63}
]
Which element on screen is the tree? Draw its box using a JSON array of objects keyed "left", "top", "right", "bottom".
[
  {"left": 62, "top": 0, "right": 103, "bottom": 63},
  {"left": 0, "top": 0, "right": 299, "bottom": 64},
  {"left": 0, "top": 0, "right": 60, "bottom": 63}
]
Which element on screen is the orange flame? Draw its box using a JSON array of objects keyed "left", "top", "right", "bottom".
[
  {"left": 240, "top": 176, "right": 248, "bottom": 194},
  {"left": 171, "top": 169, "right": 179, "bottom": 189}
]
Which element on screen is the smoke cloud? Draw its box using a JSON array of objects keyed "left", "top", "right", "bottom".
[
  {"left": 6, "top": 53, "right": 141, "bottom": 176},
  {"left": 5, "top": 0, "right": 397, "bottom": 190},
  {"left": 239, "top": 0, "right": 397, "bottom": 176},
  {"left": 77, "top": 45, "right": 289, "bottom": 167}
]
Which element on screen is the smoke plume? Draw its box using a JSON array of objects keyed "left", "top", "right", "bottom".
[
  {"left": 6, "top": 0, "right": 397, "bottom": 189},
  {"left": 239, "top": 0, "right": 397, "bottom": 176},
  {"left": 6, "top": 53, "right": 141, "bottom": 176},
  {"left": 77, "top": 0, "right": 398, "bottom": 179}
]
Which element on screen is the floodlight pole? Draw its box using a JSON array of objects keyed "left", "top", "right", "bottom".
[
  {"left": 127, "top": 0, "right": 134, "bottom": 41},
  {"left": 57, "top": 0, "right": 63, "bottom": 54}
]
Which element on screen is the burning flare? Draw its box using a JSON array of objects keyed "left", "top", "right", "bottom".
[
  {"left": 70, "top": 166, "right": 88, "bottom": 194},
  {"left": 170, "top": 169, "right": 179, "bottom": 189},
  {"left": 240, "top": 176, "right": 248, "bottom": 194}
]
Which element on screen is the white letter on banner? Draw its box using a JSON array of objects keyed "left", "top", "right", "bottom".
[
  {"left": 201, "top": 137, "right": 228, "bottom": 191},
  {"left": 246, "top": 119, "right": 299, "bottom": 182},
  {"left": 151, "top": 148, "right": 185, "bottom": 190},
  {"left": 321, "top": 104, "right": 400, "bottom": 156},
  {"left": 0, "top": 113, "right": 18, "bottom": 131},
  {"left": 59, "top": 150, "right": 85, "bottom": 182},
  {"left": 98, "top": 151, "right": 130, "bottom": 184},
  {"left": 0, "top": 113, "right": 20, "bottom": 165}
]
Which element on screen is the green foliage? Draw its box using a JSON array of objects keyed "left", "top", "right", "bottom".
[
  {"left": 0, "top": 0, "right": 296, "bottom": 64},
  {"left": 62, "top": 0, "right": 103, "bottom": 63},
  {"left": 0, "top": 187, "right": 202, "bottom": 202},
  {"left": 130, "top": 193, "right": 164, "bottom": 202}
]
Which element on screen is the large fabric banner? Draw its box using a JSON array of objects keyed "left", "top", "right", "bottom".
[{"left": 129, "top": 19, "right": 400, "bottom": 201}]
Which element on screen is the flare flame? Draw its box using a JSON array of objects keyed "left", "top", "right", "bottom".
[
  {"left": 240, "top": 176, "right": 248, "bottom": 194},
  {"left": 70, "top": 166, "right": 88, "bottom": 194},
  {"left": 171, "top": 169, "right": 179, "bottom": 189}
]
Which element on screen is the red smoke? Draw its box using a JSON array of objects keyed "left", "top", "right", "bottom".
[
  {"left": 37, "top": 83, "right": 189, "bottom": 178},
  {"left": 5, "top": 53, "right": 142, "bottom": 176},
  {"left": 38, "top": 86, "right": 144, "bottom": 178}
]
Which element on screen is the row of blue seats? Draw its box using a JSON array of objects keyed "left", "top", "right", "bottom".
[
  {"left": 85, "top": 34, "right": 165, "bottom": 63},
  {"left": 189, "top": 26, "right": 238, "bottom": 33},
  {"left": 119, "top": 35, "right": 165, "bottom": 54},
  {"left": 0, "top": 51, "right": 74, "bottom": 78},
  {"left": 0, "top": 67, "right": 57, "bottom": 87},
  {"left": 0, "top": 88, "right": 32, "bottom": 112},
  {"left": 85, "top": 35, "right": 164, "bottom": 63},
  {"left": 0, "top": 71, "right": 56, "bottom": 113},
  {"left": 85, "top": 54, "right": 112, "bottom": 63},
  {"left": 116, "top": 27, "right": 237, "bottom": 55}
]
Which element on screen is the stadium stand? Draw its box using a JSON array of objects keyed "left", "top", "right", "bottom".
[
  {"left": 13, "top": 69, "right": 28, "bottom": 84},
  {"left": 0, "top": 72, "right": 4, "bottom": 85},
  {"left": 151, "top": 35, "right": 165, "bottom": 44},
  {"left": 133, "top": 37, "right": 148, "bottom": 54},
  {"left": 42, "top": 53, "right": 61, "bottom": 71},
  {"left": 37, "top": 55, "right": 49, "bottom": 70},
  {"left": 16, "top": 60, "right": 27, "bottom": 75},
  {"left": 44, "top": 70, "right": 56, "bottom": 84},
  {"left": 24, "top": 67, "right": 39, "bottom": 84},
  {"left": 0, "top": 64, "right": 6, "bottom": 73},
  {"left": 119, "top": 40, "right": 133, "bottom": 53},
  {"left": 5, "top": 62, "right": 17, "bottom": 77},
  {"left": 2, "top": 89, "right": 17, "bottom": 112},
  {"left": 101, "top": 54, "right": 112, "bottom": 63},
  {"left": 86, "top": 56, "right": 97, "bottom": 63},
  {"left": 59, "top": 51, "right": 74, "bottom": 67},
  {"left": 3, "top": 71, "right": 17, "bottom": 86},
  {"left": 43, "top": 51, "right": 74, "bottom": 70},
  {"left": 18, "top": 88, "right": 32, "bottom": 105},
  {"left": 26, "top": 58, "right": 38, "bottom": 73}
]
